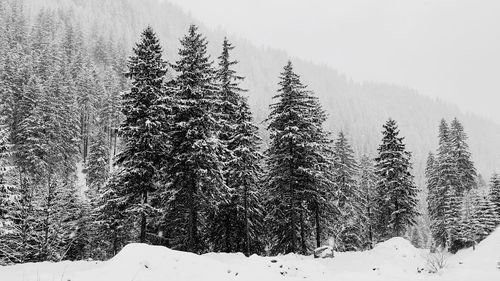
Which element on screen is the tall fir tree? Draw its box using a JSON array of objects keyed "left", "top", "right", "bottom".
[
  {"left": 332, "top": 132, "right": 363, "bottom": 251},
  {"left": 458, "top": 190, "right": 499, "bottom": 251},
  {"left": 163, "top": 25, "right": 228, "bottom": 253},
  {"left": 358, "top": 155, "right": 378, "bottom": 249},
  {"left": 114, "top": 26, "right": 168, "bottom": 243},
  {"left": 87, "top": 128, "right": 110, "bottom": 191},
  {"left": 207, "top": 38, "right": 264, "bottom": 255},
  {"left": 265, "top": 61, "right": 333, "bottom": 254},
  {"left": 489, "top": 173, "right": 500, "bottom": 223},
  {"left": 430, "top": 119, "right": 460, "bottom": 249},
  {"left": 94, "top": 171, "right": 133, "bottom": 258},
  {"left": 449, "top": 118, "right": 477, "bottom": 194},
  {"left": 374, "top": 119, "right": 419, "bottom": 240}
]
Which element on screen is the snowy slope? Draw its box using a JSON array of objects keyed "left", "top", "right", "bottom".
[
  {"left": 1, "top": 231, "right": 499, "bottom": 281},
  {"left": 442, "top": 226, "right": 500, "bottom": 281}
]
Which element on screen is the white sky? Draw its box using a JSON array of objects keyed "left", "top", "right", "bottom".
[{"left": 167, "top": 0, "right": 500, "bottom": 124}]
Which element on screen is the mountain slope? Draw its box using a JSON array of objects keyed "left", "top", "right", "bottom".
[{"left": 25, "top": 0, "right": 500, "bottom": 183}]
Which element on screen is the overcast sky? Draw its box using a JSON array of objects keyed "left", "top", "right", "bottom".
[{"left": 167, "top": 0, "right": 500, "bottom": 124}]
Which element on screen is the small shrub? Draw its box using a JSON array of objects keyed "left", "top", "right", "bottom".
[{"left": 426, "top": 250, "right": 447, "bottom": 273}]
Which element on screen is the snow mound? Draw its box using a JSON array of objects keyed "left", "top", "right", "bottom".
[
  {"left": 465, "top": 226, "right": 500, "bottom": 268},
  {"left": 372, "top": 237, "right": 421, "bottom": 259},
  {"left": 441, "top": 226, "right": 500, "bottom": 281},
  {"left": 450, "top": 226, "right": 500, "bottom": 270},
  {"left": 70, "top": 243, "right": 234, "bottom": 281},
  {"left": 1, "top": 234, "right": 499, "bottom": 281}
]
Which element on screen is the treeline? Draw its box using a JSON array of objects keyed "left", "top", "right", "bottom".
[{"left": 426, "top": 119, "right": 500, "bottom": 253}]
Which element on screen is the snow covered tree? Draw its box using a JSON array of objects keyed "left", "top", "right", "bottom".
[
  {"left": 207, "top": 38, "right": 264, "bottom": 255},
  {"left": 115, "top": 26, "right": 169, "bottom": 243},
  {"left": 87, "top": 128, "right": 109, "bottom": 191},
  {"left": 0, "top": 112, "right": 20, "bottom": 264},
  {"left": 374, "top": 119, "right": 419, "bottom": 240},
  {"left": 94, "top": 171, "right": 133, "bottom": 258},
  {"left": 162, "top": 25, "right": 228, "bottom": 253},
  {"left": 332, "top": 132, "right": 363, "bottom": 251},
  {"left": 489, "top": 173, "right": 500, "bottom": 223},
  {"left": 425, "top": 152, "right": 440, "bottom": 248},
  {"left": 449, "top": 118, "right": 477, "bottom": 194},
  {"left": 74, "top": 60, "right": 101, "bottom": 163},
  {"left": 443, "top": 185, "right": 463, "bottom": 252},
  {"left": 457, "top": 190, "right": 498, "bottom": 251},
  {"left": 473, "top": 195, "right": 499, "bottom": 241},
  {"left": 265, "top": 61, "right": 333, "bottom": 254},
  {"left": 457, "top": 190, "right": 479, "bottom": 250},
  {"left": 358, "top": 155, "right": 378, "bottom": 249},
  {"left": 428, "top": 118, "right": 478, "bottom": 251},
  {"left": 430, "top": 119, "right": 459, "bottom": 249}
]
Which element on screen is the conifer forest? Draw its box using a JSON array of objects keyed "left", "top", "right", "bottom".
[{"left": 0, "top": 0, "right": 499, "bottom": 272}]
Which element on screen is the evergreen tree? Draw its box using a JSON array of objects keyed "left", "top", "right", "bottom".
[
  {"left": 449, "top": 118, "right": 477, "bottom": 193},
  {"left": 87, "top": 128, "right": 110, "bottom": 191},
  {"left": 489, "top": 173, "right": 500, "bottom": 222},
  {"left": 332, "top": 132, "right": 363, "bottom": 251},
  {"left": 0, "top": 111, "right": 20, "bottom": 264},
  {"left": 265, "top": 61, "right": 333, "bottom": 254},
  {"left": 473, "top": 195, "right": 499, "bottom": 241},
  {"left": 443, "top": 185, "right": 463, "bottom": 252},
  {"left": 358, "top": 155, "right": 377, "bottom": 249},
  {"left": 430, "top": 119, "right": 460, "bottom": 249},
  {"left": 458, "top": 190, "right": 498, "bottom": 251},
  {"left": 94, "top": 171, "right": 132, "bottom": 258},
  {"left": 374, "top": 119, "right": 419, "bottom": 240},
  {"left": 207, "top": 38, "right": 264, "bottom": 255},
  {"left": 163, "top": 25, "right": 228, "bottom": 253},
  {"left": 115, "top": 26, "right": 168, "bottom": 243}
]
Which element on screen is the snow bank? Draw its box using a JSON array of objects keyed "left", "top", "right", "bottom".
[
  {"left": 442, "top": 226, "right": 500, "bottom": 281},
  {"left": 1, "top": 233, "right": 499, "bottom": 281},
  {"left": 71, "top": 243, "right": 234, "bottom": 281}
]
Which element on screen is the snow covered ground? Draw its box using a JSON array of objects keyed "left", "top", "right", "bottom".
[{"left": 1, "top": 228, "right": 499, "bottom": 281}]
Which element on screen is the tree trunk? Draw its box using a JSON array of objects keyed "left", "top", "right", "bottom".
[
  {"left": 315, "top": 203, "right": 321, "bottom": 248},
  {"left": 244, "top": 185, "right": 250, "bottom": 256},
  {"left": 300, "top": 209, "right": 307, "bottom": 254},
  {"left": 188, "top": 179, "right": 198, "bottom": 252},
  {"left": 140, "top": 190, "right": 148, "bottom": 243}
]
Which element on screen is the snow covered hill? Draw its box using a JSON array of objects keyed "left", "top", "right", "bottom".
[{"left": 1, "top": 230, "right": 499, "bottom": 281}]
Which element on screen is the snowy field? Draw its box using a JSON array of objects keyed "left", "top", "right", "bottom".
[{"left": 1, "top": 228, "right": 499, "bottom": 281}]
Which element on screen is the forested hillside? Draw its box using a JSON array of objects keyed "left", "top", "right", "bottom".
[
  {"left": 2, "top": 0, "right": 500, "bottom": 264},
  {"left": 22, "top": 0, "right": 500, "bottom": 184}
]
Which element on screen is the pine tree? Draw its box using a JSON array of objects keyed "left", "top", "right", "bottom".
[
  {"left": 115, "top": 26, "right": 169, "bottom": 243},
  {"left": 0, "top": 110, "right": 20, "bottom": 264},
  {"left": 87, "top": 128, "right": 109, "bottom": 191},
  {"left": 207, "top": 38, "right": 264, "bottom": 255},
  {"left": 94, "top": 171, "right": 132, "bottom": 258},
  {"left": 332, "top": 132, "right": 363, "bottom": 251},
  {"left": 425, "top": 152, "right": 440, "bottom": 248},
  {"left": 489, "top": 173, "right": 500, "bottom": 223},
  {"left": 430, "top": 119, "right": 460, "bottom": 249},
  {"left": 163, "top": 25, "right": 228, "bottom": 253},
  {"left": 458, "top": 190, "right": 499, "bottom": 251},
  {"left": 449, "top": 118, "right": 477, "bottom": 194},
  {"left": 265, "top": 61, "right": 333, "bottom": 254},
  {"left": 358, "top": 155, "right": 378, "bottom": 249},
  {"left": 374, "top": 119, "right": 419, "bottom": 240},
  {"left": 474, "top": 195, "right": 499, "bottom": 241},
  {"left": 443, "top": 185, "right": 463, "bottom": 252}
]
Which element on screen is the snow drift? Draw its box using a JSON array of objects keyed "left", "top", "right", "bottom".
[{"left": 1, "top": 230, "right": 499, "bottom": 281}]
